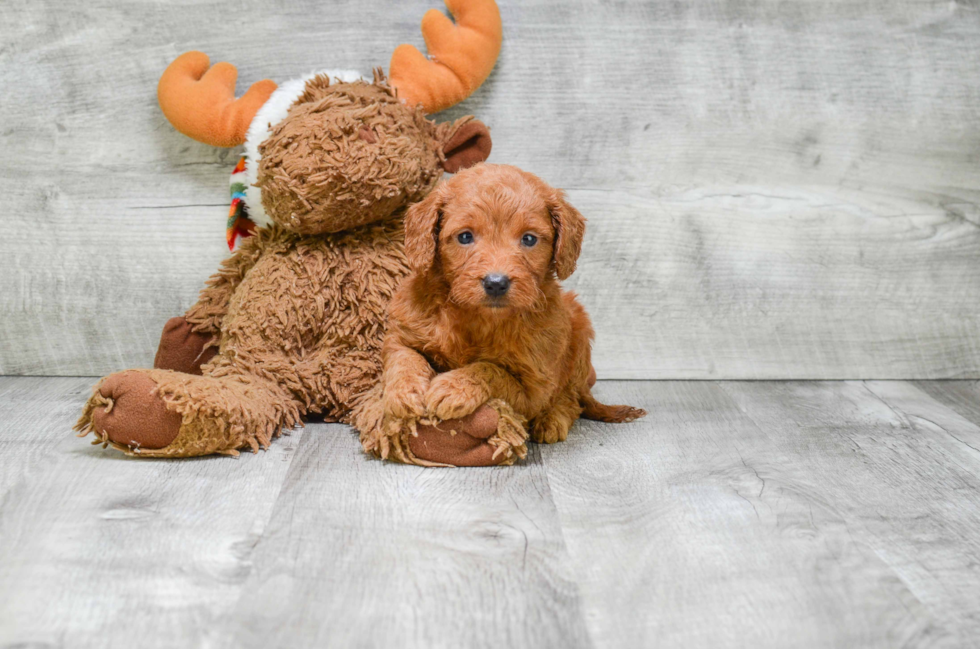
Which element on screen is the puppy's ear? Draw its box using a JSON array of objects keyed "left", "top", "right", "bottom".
[
  {"left": 548, "top": 189, "right": 586, "bottom": 281},
  {"left": 405, "top": 184, "right": 449, "bottom": 273},
  {"left": 440, "top": 119, "right": 491, "bottom": 174}
]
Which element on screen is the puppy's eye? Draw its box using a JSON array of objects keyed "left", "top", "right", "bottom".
[
  {"left": 521, "top": 233, "right": 538, "bottom": 247},
  {"left": 457, "top": 231, "right": 474, "bottom": 245}
]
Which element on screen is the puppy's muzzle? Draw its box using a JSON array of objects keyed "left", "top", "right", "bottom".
[{"left": 482, "top": 273, "right": 511, "bottom": 298}]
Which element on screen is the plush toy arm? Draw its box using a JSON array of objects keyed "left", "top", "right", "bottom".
[
  {"left": 389, "top": 0, "right": 502, "bottom": 113},
  {"left": 183, "top": 232, "right": 266, "bottom": 337}
]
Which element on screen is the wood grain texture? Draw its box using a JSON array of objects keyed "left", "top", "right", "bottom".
[
  {"left": 727, "top": 380, "right": 980, "bottom": 645},
  {"left": 912, "top": 380, "right": 980, "bottom": 426},
  {"left": 0, "top": 376, "right": 304, "bottom": 649},
  {"left": 1, "top": 0, "right": 978, "bottom": 378},
  {"left": 542, "top": 380, "right": 980, "bottom": 648},
  {"left": 3, "top": 378, "right": 980, "bottom": 647},
  {"left": 213, "top": 429, "right": 591, "bottom": 649}
]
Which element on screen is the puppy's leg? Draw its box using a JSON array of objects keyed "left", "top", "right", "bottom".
[
  {"left": 565, "top": 293, "right": 646, "bottom": 424},
  {"left": 355, "top": 386, "right": 527, "bottom": 467},
  {"left": 382, "top": 343, "right": 435, "bottom": 420},
  {"left": 530, "top": 389, "right": 583, "bottom": 444},
  {"left": 425, "top": 362, "right": 531, "bottom": 421},
  {"left": 364, "top": 345, "right": 520, "bottom": 467}
]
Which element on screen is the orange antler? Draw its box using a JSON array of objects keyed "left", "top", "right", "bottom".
[
  {"left": 157, "top": 51, "right": 277, "bottom": 147},
  {"left": 389, "top": 0, "right": 502, "bottom": 114}
]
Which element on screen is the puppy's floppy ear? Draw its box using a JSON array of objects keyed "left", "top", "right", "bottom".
[
  {"left": 440, "top": 118, "right": 491, "bottom": 173},
  {"left": 548, "top": 189, "right": 586, "bottom": 280},
  {"left": 405, "top": 183, "right": 449, "bottom": 273}
]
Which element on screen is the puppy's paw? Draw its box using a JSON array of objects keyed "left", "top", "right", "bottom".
[
  {"left": 384, "top": 375, "right": 430, "bottom": 420},
  {"left": 425, "top": 371, "right": 489, "bottom": 421},
  {"left": 530, "top": 416, "right": 571, "bottom": 444}
]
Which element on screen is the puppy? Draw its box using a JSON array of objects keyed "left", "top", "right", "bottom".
[{"left": 382, "top": 164, "right": 645, "bottom": 451}]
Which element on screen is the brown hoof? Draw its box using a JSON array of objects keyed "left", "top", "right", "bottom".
[
  {"left": 409, "top": 405, "right": 505, "bottom": 466},
  {"left": 153, "top": 316, "right": 217, "bottom": 375},
  {"left": 92, "top": 371, "right": 182, "bottom": 450}
]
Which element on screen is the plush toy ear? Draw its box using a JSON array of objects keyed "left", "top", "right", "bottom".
[
  {"left": 441, "top": 120, "right": 492, "bottom": 173},
  {"left": 548, "top": 189, "right": 586, "bottom": 281},
  {"left": 405, "top": 184, "right": 450, "bottom": 272}
]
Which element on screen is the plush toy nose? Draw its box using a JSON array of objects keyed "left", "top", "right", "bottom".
[{"left": 482, "top": 273, "right": 511, "bottom": 297}]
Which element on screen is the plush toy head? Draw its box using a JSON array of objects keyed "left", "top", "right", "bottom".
[{"left": 157, "top": 0, "right": 501, "bottom": 236}]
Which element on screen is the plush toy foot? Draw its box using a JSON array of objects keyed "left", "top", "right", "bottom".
[
  {"left": 76, "top": 367, "right": 299, "bottom": 458},
  {"left": 353, "top": 387, "right": 528, "bottom": 467},
  {"left": 410, "top": 402, "right": 527, "bottom": 466},
  {"left": 75, "top": 370, "right": 182, "bottom": 452},
  {"left": 153, "top": 316, "right": 217, "bottom": 375}
]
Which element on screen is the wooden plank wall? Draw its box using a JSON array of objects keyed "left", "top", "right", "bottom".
[{"left": 1, "top": 0, "right": 978, "bottom": 378}]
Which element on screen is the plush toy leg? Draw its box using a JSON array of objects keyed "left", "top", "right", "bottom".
[
  {"left": 350, "top": 385, "right": 528, "bottom": 467},
  {"left": 153, "top": 316, "right": 217, "bottom": 375},
  {"left": 75, "top": 367, "right": 301, "bottom": 457}
]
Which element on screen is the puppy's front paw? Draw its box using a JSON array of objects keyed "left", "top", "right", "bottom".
[
  {"left": 384, "top": 375, "right": 430, "bottom": 420},
  {"left": 425, "top": 371, "right": 490, "bottom": 421}
]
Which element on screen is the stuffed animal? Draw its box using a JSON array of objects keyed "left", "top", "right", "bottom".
[{"left": 75, "top": 0, "right": 528, "bottom": 466}]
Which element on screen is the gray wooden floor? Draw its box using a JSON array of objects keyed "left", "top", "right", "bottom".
[{"left": 1, "top": 377, "right": 979, "bottom": 648}]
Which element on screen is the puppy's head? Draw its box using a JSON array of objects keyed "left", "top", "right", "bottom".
[{"left": 404, "top": 164, "right": 586, "bottom": 313}]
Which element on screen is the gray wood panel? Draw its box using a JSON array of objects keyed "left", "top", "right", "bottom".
[
  {"left": 729, "top": 380, "right": 980, "bottom": 645},
  {"left": 541, "top": 380, "right": 980, "bottom": 647},
  {"left": 912, "top": 380, "right": 980, "bottom": 426},
  {"left": 3, "top": 377, "right": 980, "bottom": 647},
  {"left": 214, "top": 429, "right": 591, "bottom": 649},
  {"left": 1, "top": 2, "right": 979, "bottom": 378},
  {"left": 0, "top": 377, "right": 305, "bottom": 649}
]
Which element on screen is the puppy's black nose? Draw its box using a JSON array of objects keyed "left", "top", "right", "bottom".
[{"left": 482, "top": 273, "right": 511, "bottom": 297}]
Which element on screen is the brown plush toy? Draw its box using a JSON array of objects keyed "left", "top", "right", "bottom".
[{"left": 75, "top": 0, "right": 528, "bottom": 466}]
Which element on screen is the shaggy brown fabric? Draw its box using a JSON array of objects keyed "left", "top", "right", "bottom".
[
  {"left": 257, "top": 73, "right": 444, "bottom": 235},
  {"left": 154, "top": 316, "right": 217, "bottom": 375},
  {"left": 76, "top": 75, "right": 498, "bottom": 460},
  {"left": 78, "top": 221, "right": 408, "bottom": 457}
]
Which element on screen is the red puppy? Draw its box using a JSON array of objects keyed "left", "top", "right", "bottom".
[{"left": 377, "top": 164, "right": 645, "bottom": 465}]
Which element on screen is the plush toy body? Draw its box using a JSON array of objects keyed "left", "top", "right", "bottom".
[{"left": 75, "top": 0, "right": 527, "bottom": 464}]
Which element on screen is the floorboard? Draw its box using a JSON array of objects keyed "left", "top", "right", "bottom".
[
  {"left": 0, "top": 377, "right": 303, "bottom": 649},
  {"left": 912, "top": 380, "right": 980, "bottom": 428},
  {"left": 540, "top": 380, "right": 977, "bottom": 648},
  {"left": 214, "top": 426, "right": 591, "bottom": 649},
  {"left": 1, "top": 378, "right": 979, "bottom": 648}
]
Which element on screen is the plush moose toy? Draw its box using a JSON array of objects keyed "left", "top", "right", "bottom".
[{"left": 76, "top": 0, "right": 528, "bottom": 466}]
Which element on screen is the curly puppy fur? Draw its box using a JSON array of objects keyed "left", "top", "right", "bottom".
[{"left": 373, "top": 164, "right": 646, "bottom": 448}]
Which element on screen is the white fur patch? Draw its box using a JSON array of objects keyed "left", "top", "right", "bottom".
[{"left": 243, "top": 69, "right": 365, "bottom": 228}]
